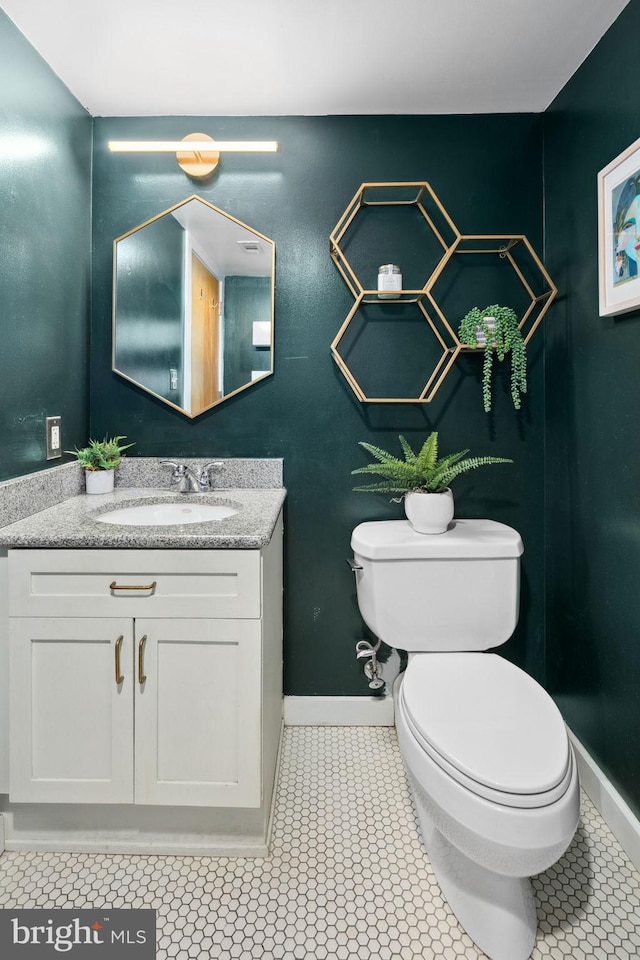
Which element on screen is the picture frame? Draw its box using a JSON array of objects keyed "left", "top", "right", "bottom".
[{"left": 598, "top": 136, "right": 640, "bottom": 317}]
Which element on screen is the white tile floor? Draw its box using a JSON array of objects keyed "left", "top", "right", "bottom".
[{"left": 1, "top": 726, "right": 640, "bottom": 959}]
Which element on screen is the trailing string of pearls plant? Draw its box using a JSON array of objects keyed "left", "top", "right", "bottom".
[{"left": 458, "top": 304, "right": 527, "bottom": 413}]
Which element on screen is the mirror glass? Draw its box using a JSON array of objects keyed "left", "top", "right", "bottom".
[{"left": 113, "top": 196, "right": 274, "bottom": 417}]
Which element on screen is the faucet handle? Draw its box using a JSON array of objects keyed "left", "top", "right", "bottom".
[
  {"left": 198, "top": 461, "right": 223, "bottom": 489},
  {"left": 160, "top": 461, "right": 188, "bottom": 491}
]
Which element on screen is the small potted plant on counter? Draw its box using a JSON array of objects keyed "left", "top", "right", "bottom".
[
  {"left": 458, "top": 304, "right": 527, "bottom": 413},
  {"left": 352, "top": 431, "right": 512, "bottom": 534},
  {"left": 67, "top": 435, "right": 134, "bottom": 494}
]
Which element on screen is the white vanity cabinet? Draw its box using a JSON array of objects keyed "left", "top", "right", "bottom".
[
  {"left": 10, "top": 616, "right": 135, "bottom": 804},
  {"left": 8, "top": 532, "right": 282, "bottom": 813}
]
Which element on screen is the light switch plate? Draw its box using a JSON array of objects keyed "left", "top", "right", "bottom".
[{"left": 46, "top": 416, "right": 62, "bottom": 460}]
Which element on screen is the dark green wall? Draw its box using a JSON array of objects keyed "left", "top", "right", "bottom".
[
  {"left": 224, "top": 276, "right": 271, "bottom": 393},
  {"left": 91, "top": 114, "right": 546, "bottom": 698},
  {"left": 114, "top": 213, "right": 185, "bottom": 405},
  {"left": 0, "top": 11, "right": 91, "bottom": 482},
  {"left": 544, "top": 0, "right": 640, "bottom": 817}
]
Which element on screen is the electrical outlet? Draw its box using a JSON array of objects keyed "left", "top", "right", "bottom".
[{"left": 46, "top": 416, "right": 62, "bottom": 460}]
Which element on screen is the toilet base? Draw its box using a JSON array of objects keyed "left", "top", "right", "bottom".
[{"left": 408, "top": 770, "right": 537, "bottom": 960}]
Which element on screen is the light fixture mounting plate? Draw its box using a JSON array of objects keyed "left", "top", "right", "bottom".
[{"left": 176, "top": 133, "right": 220, "bottom": 178}]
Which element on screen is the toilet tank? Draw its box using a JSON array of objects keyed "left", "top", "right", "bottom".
[{"left": 350, "top": 519, "right": 523, "bottom": 652}]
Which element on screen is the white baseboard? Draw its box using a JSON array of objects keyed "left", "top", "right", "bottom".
[
  {"left": 569, "top": 728, "right": 640, "bottom": 873},
  {"left": 0, "top": 813, "right": 4, "bottom": 855},
  {"left": 3, "top": 837, "right": 268, "bottom": 857},
  {"left": 284, "top": 695, "right": 394, "bottom": 726}
]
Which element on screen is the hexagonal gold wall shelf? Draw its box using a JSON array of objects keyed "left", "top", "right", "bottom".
[
  {"left": 330, "top": 181, "right": 461, "bottom": 304},
  {"left": 332, "top": 295, "right": 462, "bottom": 403},
  {"left": 425, "top": 233, "right": 558, "bottom": 349},
  {"left": 330, "top": 182, "right": 557, "bottom": 404}
]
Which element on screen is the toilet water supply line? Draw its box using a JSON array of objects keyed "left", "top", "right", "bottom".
[{"left": 356, "top": 639, "right": 385, "bottom": 691}]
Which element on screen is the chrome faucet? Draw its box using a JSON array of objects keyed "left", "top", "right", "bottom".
[{"left": 160, "top": 460, "right": 223, "bottom": 494}]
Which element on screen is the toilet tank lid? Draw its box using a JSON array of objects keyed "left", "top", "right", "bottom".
[{"left": 351, "top": 519, "right": 524, "bottom": 560}]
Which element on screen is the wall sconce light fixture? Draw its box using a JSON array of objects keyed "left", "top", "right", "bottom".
[{"left": 107, "top": 132, "right": 279, "bottom": 178}]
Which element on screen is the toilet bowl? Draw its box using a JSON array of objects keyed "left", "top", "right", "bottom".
[
  {"left": 396, "top": 653, "right": 580, "bottom": 960},
  {"left": 350, "top": 519, "right": 580, "bottom": 960}
]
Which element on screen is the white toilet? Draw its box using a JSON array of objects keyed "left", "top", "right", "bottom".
[{"left": 350, "top": 517, "right": 580, "bottom": 960}]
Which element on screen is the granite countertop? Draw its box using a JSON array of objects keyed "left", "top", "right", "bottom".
[{"left": 0, "top": 487, "right": 287, "bottom": 549}]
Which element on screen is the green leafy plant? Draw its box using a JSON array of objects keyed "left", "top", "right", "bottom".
[
  {"left": 352, "top": 432, "right": 512, "bottom": 494},
  {"left": 458, "top": 304, "right": 527, "bottom": 413},
  {"left": 66, "top": 435, "right": 134, "bottom": 471}
]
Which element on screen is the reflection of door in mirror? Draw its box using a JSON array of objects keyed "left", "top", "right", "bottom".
[{"left": 191, "top": 254, "right": 220, "bottom": 412}]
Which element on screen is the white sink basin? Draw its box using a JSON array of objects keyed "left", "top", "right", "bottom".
[{"left": 96, "top": 501, "right": 238, "bottom": 527}]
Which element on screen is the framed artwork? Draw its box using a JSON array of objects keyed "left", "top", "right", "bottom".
[{"left": 598, "top": 136, "right": 640, "bottom": 316}]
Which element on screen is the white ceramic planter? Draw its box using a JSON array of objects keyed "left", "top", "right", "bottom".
[
  {"left": 404, "top": 488, "right": 454, "bottom": 535},
  {"left": 475, "top": 316, "right": 497, "bottom": 347},
  {"left": 85, "top": 469, "right": 115, "bottom": 495}
]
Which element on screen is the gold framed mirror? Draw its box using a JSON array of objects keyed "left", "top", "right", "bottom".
[{"left": 112, "top": 195, "right": 275, "bottom": 417}]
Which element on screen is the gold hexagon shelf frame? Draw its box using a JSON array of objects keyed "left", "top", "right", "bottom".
[
  {"left": 332, "top": 294, "right": 462, "bottom": 404},
  {"left": 330, "top": 181, "right": 463, "bottom": 403},
  {"left": 330, "top": 182, "right": 557, "bottom": 404},
  {"left": 330, "top": 181, "right": 462, "bottom": 302},
  {"left": 425, "top": 233, "right": 558, "bottom": 349}
]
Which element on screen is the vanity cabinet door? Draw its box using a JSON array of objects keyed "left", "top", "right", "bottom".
[
  {"left": 9, "top": 618, "right": 134, "bottom": 804},
  {"left": 134, "top": 618, "right": 262, "bottom": 807}
]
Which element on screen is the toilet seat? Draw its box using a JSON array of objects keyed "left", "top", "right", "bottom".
[{"left": 399, "top": 653, "right": 571, "bottom": 810}]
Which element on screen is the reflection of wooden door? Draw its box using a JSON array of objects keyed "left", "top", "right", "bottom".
[{"left": 191, "top": 254, "right": 220, "bottom": 411}]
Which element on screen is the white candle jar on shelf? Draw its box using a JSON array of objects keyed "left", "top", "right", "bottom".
[{"left": 377, "top": 263, "right": 402, "bottom": 299}]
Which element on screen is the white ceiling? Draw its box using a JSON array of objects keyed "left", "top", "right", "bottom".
[
  {"left": 1, "top": 0, "right": 631, "bottom": 117},
  {"left": 171, "top": 199, "right": 273, "bottom": 277}
]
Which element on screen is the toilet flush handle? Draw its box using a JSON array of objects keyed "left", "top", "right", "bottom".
[{"left": 346, "top": 558, "right": 363, "bottom": 572}]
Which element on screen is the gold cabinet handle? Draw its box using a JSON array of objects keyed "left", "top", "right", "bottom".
[
  {"left": 138, "top": 634, "right": 147, "bottom": 684},
  {"left": 110, "top": 580, "right": 157, "bottom": 593},
  {"left": 115, "top": 635, "right": 124, "bottom": 685}
]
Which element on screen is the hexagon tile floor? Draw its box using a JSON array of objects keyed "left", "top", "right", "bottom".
[{"left": 1, "top": 726, "right": 640, "bottom": 959}]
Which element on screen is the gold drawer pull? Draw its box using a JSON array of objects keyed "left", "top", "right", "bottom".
[
  {"left": 110, "top": 580, "right": 157, "bottom": 593},
  {"left": 138, "top": 634, "right": 147, "bottom": 685},
  {"left": 115, "top": 635, "right": 124, "bottom": 685}
]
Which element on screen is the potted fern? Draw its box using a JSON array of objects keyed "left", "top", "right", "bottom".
[
  {"left": 458, "top": 304, "right": 527, "bottom": 413},
  {"left": 66, "top": 435, "right": 134, "bottom": 494},
  {"left": 352, "top": 432, "right": 512, "bottom": 534}
]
